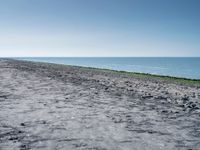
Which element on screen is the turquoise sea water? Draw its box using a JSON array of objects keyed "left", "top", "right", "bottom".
[{"left": 16, "top": 57, "right": 200, "bottom": 79}]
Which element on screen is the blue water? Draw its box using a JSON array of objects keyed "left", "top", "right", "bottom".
[{"left": 16, "top": 57, "right": 200, "bottom": 79}]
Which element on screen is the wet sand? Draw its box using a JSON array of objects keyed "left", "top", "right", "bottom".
[{"left": 0, "top": 59, "right": 200, "bottom": 150}]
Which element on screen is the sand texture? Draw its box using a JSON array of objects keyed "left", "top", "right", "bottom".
[{"left": 0, "top": 59, "right": 200, "bottom": 150}]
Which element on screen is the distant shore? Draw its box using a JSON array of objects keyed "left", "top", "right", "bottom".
[{"left": 0, "top": 59, "right": 200, "bottom": 150}]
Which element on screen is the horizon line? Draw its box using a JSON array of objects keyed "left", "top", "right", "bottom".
[{"left": 1, "top": 56, "right": 200, "bottom": 58}]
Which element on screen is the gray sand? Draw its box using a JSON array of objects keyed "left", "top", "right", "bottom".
[{"left": 0, "top": 59, "right": 200, "bottom": 150}]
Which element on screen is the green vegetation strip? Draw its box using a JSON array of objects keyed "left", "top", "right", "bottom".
[
  {"left": 84, "top": 67, "right": 200, "bottom": 86},
  {"left": 15, "top": 59, "right": 200, "bottom": 87}
]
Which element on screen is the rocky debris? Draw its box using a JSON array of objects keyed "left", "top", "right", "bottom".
[{"left": 0, "top": 59, "right": 200, "bottom": 150}]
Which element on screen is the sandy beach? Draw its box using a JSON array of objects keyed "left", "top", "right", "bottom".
[{"left": 0, "top": 59, "right": 200, "bottom": 150}]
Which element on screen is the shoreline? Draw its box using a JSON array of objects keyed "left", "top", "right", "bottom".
[
  {"left": 0, "top": 59, "right": 200, "bottom": 149},
  {"left": 12, "top": 58, "right": 200, "bottom": 87}
]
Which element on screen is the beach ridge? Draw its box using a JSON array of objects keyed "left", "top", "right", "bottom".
[{"left": 0, "top": 59, "right": 200, "bottom": 150}]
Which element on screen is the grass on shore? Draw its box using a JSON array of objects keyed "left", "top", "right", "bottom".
[
  {"left": 12, "top": 59, "right": 200, "bottom": 87},
  {"left": 116, "top": 71, "right": 200, "bottom": 86},
  {"left": 87, "top": 67, "right": 200, "bottom": 87}
]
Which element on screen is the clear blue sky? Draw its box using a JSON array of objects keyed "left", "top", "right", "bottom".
[{"left": 0, "top": 0, "right": 199, "bottom": 57}]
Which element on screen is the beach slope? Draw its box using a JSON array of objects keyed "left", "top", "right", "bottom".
[{"left": 0, "top": 59, "right": 200, "bottom": 150}]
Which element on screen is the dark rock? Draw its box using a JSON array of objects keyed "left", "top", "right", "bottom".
[
  {"left": 18, "top": 131, "right": 23, "bottom": 133},
  {"left": 161, "top": 110, "right": 168, "bottom": 113},
  {"left": 191, "top": 103, "right": 197, "bottom": 108},
  {"left": 105, "top": 87, "right": 109, "bottom": 90},
  {"left": 9, "top": 137, "right": 18, "bottom": 141},
  {"left": 20, "top": 144, "right": 27, "bottom": 149},
  {"left": 142, "top": 95, "right": 153, "bottom": 99},
  {"left": 0, "top": 95, "right": 9, "bottom": 99},
  {"left": 20, "top": 123, "right": 25, "bottom": 126},
  {"left": 179, "top": 104, "right": 185, "bottom": 108},
  {"left": 155, "top": 95, "right": 168, "bottom": 100},
  {"left": 182, "top": 95, "right": 189, "bottom": 101}
]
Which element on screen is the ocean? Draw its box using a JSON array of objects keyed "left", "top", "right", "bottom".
[{"left": 16, "top": 57, "right": 200, "bottom": 79}]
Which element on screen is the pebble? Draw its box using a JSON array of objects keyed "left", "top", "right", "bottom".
[
  {"left": 20, "top": 123, "right": 25, "bottom": 126},
  {"left": 105, "top": 87, "right": 109, "bottom": 90},
  {"left": 142, "top": 95, "right": 153, "bottom": 99},
  {"left": 155, "top": 95, "right": 168, "bottom": 100},
  {"left": 161, "top": 110, "right": 168, "bottom": 113}
]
